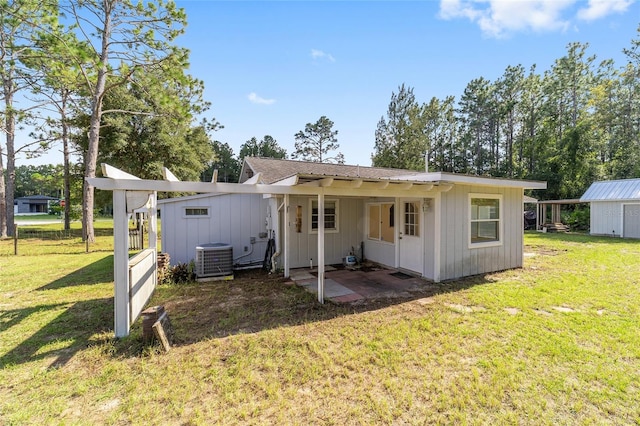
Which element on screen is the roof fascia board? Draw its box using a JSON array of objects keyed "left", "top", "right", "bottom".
[{"left": 392, "top": 171, "right": 546, "bottom": 189}]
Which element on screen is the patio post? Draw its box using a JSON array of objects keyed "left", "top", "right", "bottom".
[
  {"left": 148, "top": 192, "right": 157, "bottom": 251},
  {"left": 317, "top": 191, "right": 325, "bottom": 303},
  {"left": 283, "top": 194, "right": 290, "bottom": 278}
]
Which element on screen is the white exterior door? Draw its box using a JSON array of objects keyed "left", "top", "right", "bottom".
[{"left": 399, "top": 199, "right": 423, "bottom": 273}]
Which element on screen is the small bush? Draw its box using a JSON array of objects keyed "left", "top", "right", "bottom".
[
  {"left": 564, "top": 207, "right": 590, "bottom": 231},
  {"left": 168, "top": 261, "right": 196, "bottom": 283}
]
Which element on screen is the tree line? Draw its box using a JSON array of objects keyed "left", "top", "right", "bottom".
[
  {"left": 5, "top": 0, "right": 639, "bottom": 241},
  {"left": 0, "top": 0, "right": 345, "bottom": 241},
  {"left": 373, "top": 34, "right": 640, "bottom": 201}
]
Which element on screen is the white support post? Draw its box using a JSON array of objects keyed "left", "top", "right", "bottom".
[
  {"left": 283, "top": 194, "right": 290, "bottom": 278},
  {"left": 394, "top": 197, "right": 401, "bottom": 268},
  {"left": 317, "top": 192, "right": 325, "bottom": 303},
  {"left": 113, "top": 190, "right": 130, "bottom": 338},
  {"left": 148, "top": 192, "right": 158, "bottom": 287},
  {"left": 148, "top": 192, "right": 157, "bottom": 251},
  {"left": 433, "top": 192, "right": 442, "bottom": 283}
]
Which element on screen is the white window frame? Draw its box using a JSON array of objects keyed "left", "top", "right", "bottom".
[
  {"left": 183, "top": 206, "right": 210, "bottom": 218},
  {"left": 403, "top": 201, "right": 420, "bottom": 237},
  {"left": 309, "top": 199, "right": 339, "bottom": 234},
  {"left": 468, "top": 193, "right": 503, "bottom": 249},
  {"left": 367, "top": 202, "right": 395, "bottom": 244}
]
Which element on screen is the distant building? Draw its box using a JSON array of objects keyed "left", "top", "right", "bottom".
[
  {"left": 580, "top": 178, "right": 640, "bottom": 238},
  {"left": 14, "top": 195, "right": 58, "bottom": 214}
]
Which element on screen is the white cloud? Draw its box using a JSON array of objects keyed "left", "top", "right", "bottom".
[
  {"left": 248, "top": 92, "right": 275, "bottom": 105},
  {"left": 577, "top": 0, "right": 632, "bottom": 21},
  {"left": 311, "top": 49, "right": 336, "bottom": 62},
  {"left": 439, "top": 0, "right": 631, "bottom": 38}
]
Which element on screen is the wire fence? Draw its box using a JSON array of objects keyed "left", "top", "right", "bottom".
[{"left": 16, "top": 227, "right": 114, "bottom": 240}]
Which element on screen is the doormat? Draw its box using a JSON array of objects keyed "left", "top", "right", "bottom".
[{"left": 391, "top": 271, "right": 413, "bottom": 280}]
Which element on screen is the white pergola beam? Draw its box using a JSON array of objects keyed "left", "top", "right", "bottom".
[
  {"left": 103, "top": 164, "right": 140, "bottom": 180},
  {"left": 163, "top": 167, "right": 180, "bottom": 182},
  {"left": 88, "top": 177, "right": 447, "bottom": 198}
]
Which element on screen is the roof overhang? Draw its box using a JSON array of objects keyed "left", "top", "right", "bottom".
[
  {"left": 392, "top": 172, "right": 547, "bottom": 190},
  {"left": 90, "top": 164, "right": 546, "bottom": 199}
]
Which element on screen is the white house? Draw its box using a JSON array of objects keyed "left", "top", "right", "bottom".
[
  {"left": 89, "top": 158, "right": 546, "bottom": 337},
  {"left": 162, "top": 157, "right": 546, "bottom": 281},
  {"left": 580, "top": 178, "right": 640, "bottom": 238}
]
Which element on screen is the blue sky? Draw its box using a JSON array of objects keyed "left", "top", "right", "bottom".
[{"left": 31, "top": 0, "right": 640, "bottom": 167}]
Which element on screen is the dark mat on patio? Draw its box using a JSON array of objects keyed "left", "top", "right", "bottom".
[{"left": 390, "top": 271, "right": 413, "bottom": 280}]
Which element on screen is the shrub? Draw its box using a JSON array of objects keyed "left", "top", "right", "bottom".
[
  {"left": 564, "top": 207, "right": 590, "bottom": 231},
  {"left": 168, "top": 261, "right": 196, "bottom": 283}
]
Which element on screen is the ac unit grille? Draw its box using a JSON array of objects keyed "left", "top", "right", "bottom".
[{"left": 195, "top": 243, "right": 233, "bottom": 278}]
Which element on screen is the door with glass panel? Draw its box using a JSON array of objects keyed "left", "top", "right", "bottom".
[{"left": 399, "top": 199, "right": 422, "bottom": 273}]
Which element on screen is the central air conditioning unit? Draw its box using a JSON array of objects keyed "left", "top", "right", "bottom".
[{"left": 195, "top": 243, "right": 233, "bottom": 281}]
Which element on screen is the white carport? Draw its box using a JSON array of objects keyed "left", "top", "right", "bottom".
[{"left": 89, "top": 164, "right": 447, "bottom": 337}]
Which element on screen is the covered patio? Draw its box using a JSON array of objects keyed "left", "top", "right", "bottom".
[{"left": 289, "top": 265, "right": 435, "bottom": 303}]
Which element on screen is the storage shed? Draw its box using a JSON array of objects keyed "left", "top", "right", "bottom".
[{"left": 580, "top": 178, "right": 640, "bottom": 238}]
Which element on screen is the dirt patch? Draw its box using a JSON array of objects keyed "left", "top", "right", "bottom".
[
  {"left": 153, "top": 268, "right": 495, "bottom": 345},
  {"left": 524, "top": 245, "right": 568, "bottom": 256},
  {"left": 444, "top": 303, "right": 485, "bottom": 313},
  {"left": 552, "top": 306, "right": 579, "bottom": 313}
]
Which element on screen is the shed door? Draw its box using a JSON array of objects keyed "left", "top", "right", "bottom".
[
  {"left": 399, "top": 199, "right": 423, "bottom": 273},
  {"left": 623, "top": 204, "right": 640, "bottom": 238}
]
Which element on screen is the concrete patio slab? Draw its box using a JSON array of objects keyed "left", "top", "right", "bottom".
[{"left": 289, "top": 265, "right": 432, "bottom": 304}]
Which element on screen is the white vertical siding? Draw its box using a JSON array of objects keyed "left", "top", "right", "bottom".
[
  {"left": 590, "top": 201, "right": 622, "bottom": 236},
  {"left": 423, "top": 200, "right": 436, "bottom": 280},
  {"left": 623, "top": 204, "right": 640, "bottom": 238},
  {"left": 160, "top": 193, "right": 270, "bottom": 266},
  {"left": 438, "top": 185, "right": 524, "bottom": 281},
  {"left": 286, "top": 196, "right": 364, "bottom": 268}
]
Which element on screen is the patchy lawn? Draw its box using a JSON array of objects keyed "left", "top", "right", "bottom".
[{"left": 1, "top": 231, "right": 640, "bottom": 424}]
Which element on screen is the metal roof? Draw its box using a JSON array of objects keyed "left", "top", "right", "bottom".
[{"left": 580, "top": 178, "right": 640, "bottom": 202}]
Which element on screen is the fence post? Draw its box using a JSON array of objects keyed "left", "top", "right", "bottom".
[{"left": 14, "top": 224, "right": 18, "bottom": 255}]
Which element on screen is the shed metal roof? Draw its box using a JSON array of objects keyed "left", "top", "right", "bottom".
[{"left": 580, "top": 178, "right": 640, "bottom": 202}]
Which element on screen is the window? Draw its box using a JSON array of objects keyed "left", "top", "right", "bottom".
[
  {"left": 404, "top": 202, "right": 419, "bottom": 237},
  {"left": 469, "top": 194, "right": 502, "bottom": 247},
  {"left": 368, "top": 203, "right": 395, "bottom": 242},
  {"left": 184, "top": 207, "right": 209, "bottom": 218},
  {"left": 310, "top": 199, "right": 338, "bottom": 232}
]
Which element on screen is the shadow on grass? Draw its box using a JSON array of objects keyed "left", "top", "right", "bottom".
[
  {"left": 37, "top": 256, "right": 114, "bottom": 290},
  {"left": 149, "top": 268, "right": 496, "bottom": 348},
  {"left": 524, "top": 230, "right": 635, "bottom": 245},
  {"left": 0, "top": 298, "right": 113, "bottom": 369},
  {"left": 3, "top": 268, "right": 493, "bottom": 366}
]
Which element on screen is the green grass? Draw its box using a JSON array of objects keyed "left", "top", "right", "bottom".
[
  {"left": 14, "top": 214, "right": 60, "bottom": 221},
  {"left": 1, "top": 231, "right": 640, "bottom": 424}
]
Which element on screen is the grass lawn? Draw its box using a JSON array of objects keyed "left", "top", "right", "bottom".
[{"left": 1, "top": 230, "right": 640, "bottom": 424}]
